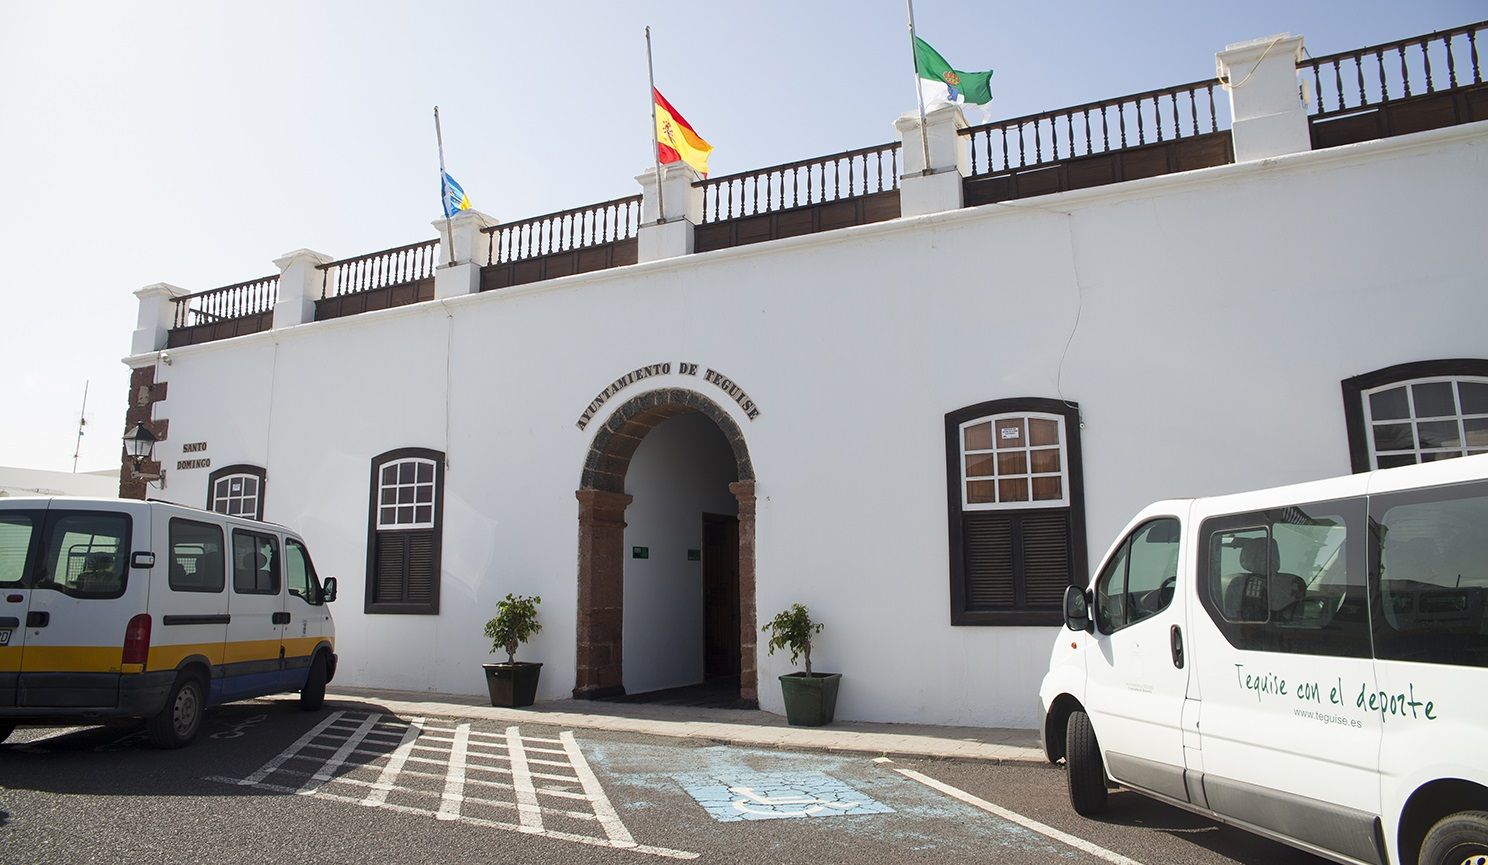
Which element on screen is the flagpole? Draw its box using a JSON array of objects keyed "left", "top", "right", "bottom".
[
  {"left": 906, "top": 0, "right": 933, "bottom": 177},
  {"left": 645, "top": 26, "right": 666, "bottom": 225},
  {"left": 434, "top": 105, "right": 456, "bottom": 266}
]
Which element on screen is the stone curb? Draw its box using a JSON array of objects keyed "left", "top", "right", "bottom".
[{"left": 279, "top": 691, "right": 1047, "bottom": 766}]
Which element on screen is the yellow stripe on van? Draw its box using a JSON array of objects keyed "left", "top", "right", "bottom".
[
  {"left": 222, "top": 639, "right": 286, "bottom": 666},
  {"left": 147, "top": 641, "right": 226, "bottom": 671},
  {"left": 20, "top": 645, "right": 126, "bottom": 673},
  {"left": 282, "top": 636, "right": 325, "bottom": 660},
  {"left": 0, "top": 645, "right": 21, "bottom": 674}
]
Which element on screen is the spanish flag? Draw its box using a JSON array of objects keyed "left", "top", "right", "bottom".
[{"left": 653, "top": 88, "right": 712, "bottom": 177}]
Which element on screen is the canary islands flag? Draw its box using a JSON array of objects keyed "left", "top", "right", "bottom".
[
  {"left": 914, "top": 37, "right": 993, "bottom": 106},
  {"left": 441, "top": 171, "right": 471, "bottom": 218},
  {"left": 653, "top": 88, "right": 713, "bottom": 176}
]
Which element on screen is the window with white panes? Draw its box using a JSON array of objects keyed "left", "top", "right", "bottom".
[
  {"left": 377, "top": 458, "right": 437, "bottom": 530},
  {"left": 208, "top": 466, "right": 266, "bottom": 521},
  {"left": 960, "top": 412, "right": 1070, "bottom": 509},
  {"left": 1363, "top": 377, "right": 1488, "bottom": 469}
]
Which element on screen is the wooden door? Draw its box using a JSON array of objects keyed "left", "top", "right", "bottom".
[{"left": 702, "top": 514, "right": 740, "bottom": 680}]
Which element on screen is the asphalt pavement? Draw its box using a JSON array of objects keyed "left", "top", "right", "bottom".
[{"left": 0, "top": 697, "right": 1331, "bottom": 865}]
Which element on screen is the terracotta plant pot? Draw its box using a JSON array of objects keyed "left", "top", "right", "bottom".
[
  {"left": 779, "top": 672, "right": 841, "bottom": 726},
  {"left": 483, "top": 662, "right": 542, "bottom": 708}
]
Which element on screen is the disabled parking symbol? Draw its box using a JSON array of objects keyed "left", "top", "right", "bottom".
[{"left": 676, "top": 772, "right": 893, "bottom": 822}]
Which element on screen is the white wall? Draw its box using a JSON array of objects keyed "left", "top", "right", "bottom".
[
  {"left": 621, "top": 412, "right": 739, "bottom": 694},
  {"left": 130, "top": 122, "right": 1488, "bottom": 728}
]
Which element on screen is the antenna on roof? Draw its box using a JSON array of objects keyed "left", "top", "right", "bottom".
[{"left": 71, "top": 380, "right": 89, "bottom": 473}]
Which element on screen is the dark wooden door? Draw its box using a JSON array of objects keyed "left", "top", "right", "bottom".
[{"left": 702, "top": 513, "right": 740, "bottom": 680}]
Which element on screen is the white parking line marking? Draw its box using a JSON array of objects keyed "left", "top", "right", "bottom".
[
  {"left": 506, "top": 724, "right": 544, "bottom": 833},
  {"left": 437, "top": 723, "right": 471, "bottom": 821},
  {"left": 893, "top": 767, "right": 1147, "bottom": 865},
  {"left": 207, "top": 714, "right": 692, "bottom": 859},
  {"left": 363, "top": 715, "right": 424, "bottom": 807},
  {"left": 300, "top": 712, "right": 381, "bottom": 795},
  {"left": 243, "top": 710, "right": 350, "bottom": 785},
  {"left": 562, "top": 730, "right": 636, "bottom": 848}
]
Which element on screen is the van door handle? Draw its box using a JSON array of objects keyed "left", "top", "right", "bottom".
[
  {"left": 1170, "top": 624, "right": 1184, "bottom": 669},
  {"left": 26, "top": 611, "right": 50, "bottom": 628},
  {"left": 271, "top": 612, "right": 291, "bottom": 625}
]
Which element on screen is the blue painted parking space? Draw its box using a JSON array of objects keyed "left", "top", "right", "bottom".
[{"left": 675, "top": 771, "right": 893, "bottom": 822}]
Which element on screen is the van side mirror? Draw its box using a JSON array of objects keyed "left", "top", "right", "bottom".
[
  {"left": 1064, "top": 585, "right": 1093, "bottom": 633},
  {"left": 322, "top": 576, "right": 338, "bottom": 603}
]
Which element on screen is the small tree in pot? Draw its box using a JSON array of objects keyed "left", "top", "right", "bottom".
[
  {"left": 482, "top": 593, "right": 543, "bottom": 708},
  {"left": 764, "top": 603, "right": 841, "bottom": 726}
]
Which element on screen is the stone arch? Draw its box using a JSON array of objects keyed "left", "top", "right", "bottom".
[{"left": 574, "top": 388, "right": 758, "bottom": 704}]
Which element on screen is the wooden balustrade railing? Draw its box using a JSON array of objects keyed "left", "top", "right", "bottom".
[
  {"left": 961, "top": 79, "right": 1225, "bottom": 177},
  {"left": 318, "top": 238, "right": 440, "bottom": 299},
  {"left": 171, "top": 275, "right": 279, "bottom": 329},
  {"left": 483, "top": 195, "right": 641, "bottom": 265},
  {"left": 695, "top": 142, "right": 901, "bottom": 224},
  {"left": 1302, "top": 20, "right": 1485, "bottom": 118}
]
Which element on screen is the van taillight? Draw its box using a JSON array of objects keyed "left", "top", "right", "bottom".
[{"left": 122, "top": 614, "right": 152, "bottom": 666}]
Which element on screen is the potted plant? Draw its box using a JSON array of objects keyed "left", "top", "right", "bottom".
[
  {"left": 763, "top": 603, "right": 841, "bottom": 726},
  {"left": 482, "top": 593, "right": 543, "bottom": 708}
]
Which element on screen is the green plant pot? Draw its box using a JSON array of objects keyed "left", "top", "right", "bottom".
[
  {"left": 779, "top": 672, "right": 841, "bottom": 726},
  {"left": 483, "top": 662, "right": 542, "bottom": 708}
]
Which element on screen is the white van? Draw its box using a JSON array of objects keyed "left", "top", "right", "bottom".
[
  {"left": 0, "top": 497, "right": 338, "bottom": 748},
  {"left": 1039, "top": 455, "right": 1488, "bottom": 865}
]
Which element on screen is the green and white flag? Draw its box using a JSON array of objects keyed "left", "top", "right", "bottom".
[{"left": 914, "top": 36, "right": 993, "bottom": 106}]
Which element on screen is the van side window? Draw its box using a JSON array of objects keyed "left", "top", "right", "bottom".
[
  {"left": 1371, "top": 480, "right": 1488, "bottom": 668},
  {"left": 40, "top": 513, "right": 130, "bottom": 598},
  {"left": 1095, "top": 518, "right": 1180, "bottom": 633},
  {"left": 169, "top": 519, "right": 225, "bottom": 593},
  {"left": 1199, "top": 498, "right": 1370, "bottom": 658},
  {"left": 284, "top": 539, "right": 322, "bottom": 605},
  {"left": 0, "top": 514, "right": 38, "bottom": 586},
  {"left": 231, "top": 530, "right": 280, "bottom": 595}
]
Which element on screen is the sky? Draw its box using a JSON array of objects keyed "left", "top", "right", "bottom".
[{"left": 0, "top": 0, "right": 1479, "bottom": 476}]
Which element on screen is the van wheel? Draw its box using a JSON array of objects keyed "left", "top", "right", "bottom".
[
  {"left": 300, "top": 652, "right": 328, "bottom": 712},
  {"left": 0, "top": 722, "right": 15, "bottom": 744},
  {"left": 147, "top": 673, "right": 205, "bottom": 749},
  {"left": 1419, "top": 811, "right": 1488, "bottom": 865},
  {"left": 1065, "top": 709, "right": 1109, "bottom": 816}
]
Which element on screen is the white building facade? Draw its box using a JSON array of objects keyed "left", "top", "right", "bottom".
[{"left": 120, "top": 24, "right": 1488, "bottom": 728}]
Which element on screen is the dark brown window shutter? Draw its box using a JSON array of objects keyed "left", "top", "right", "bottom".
[
  {"left": 374, "top": 534, "right": 408, "bottom": 604},
  {"left": 1020, "top": 511, "right": 1072, "bottom": 609},
  {"left": 965, "top": 513, "right": 1015, "bottom": 609},
  {"left": 963, "top": 510, "right": 1072, "bottom": 612},
  {"left": 405, "top": 531, "right": 436, "bottom": 605}
]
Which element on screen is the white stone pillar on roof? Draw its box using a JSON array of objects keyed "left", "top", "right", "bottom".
[
  {"left": 130, "top": 283, "right": 190, "bottom": 355},
  {"left": 434, "top": 209, "right": 498, "bottom": 298},
  {"left": 272, "top": 249, "right": 334, "bottom": 329},
  {"left": 636, "top": 161, "right": 702, "bottom": 263},
  {"left": 1217, "top": 34, "right": 1311, "bottom": 163},
  {"left": 895, "top": 101, "right": 968, "bottom": 217}
]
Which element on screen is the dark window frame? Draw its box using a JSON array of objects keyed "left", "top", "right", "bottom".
[
  {"left": 945, "top": 398, "right": 1088, "bottom": 626},
  {"left": 207, "top": 464, "right": 268, "bottom": 521},
  {"left": 168, "top": 517, "right": 226, "bottom": 594},
  {"left": 1341, "top": 358, "right": 1488, "bottom": 473},
  {"left": 365, "top": 447, "right": 445, "bottom": 615}
]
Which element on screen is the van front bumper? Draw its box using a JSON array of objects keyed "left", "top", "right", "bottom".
[{"left": 0, "top": 671, "right": 175, "bottom": 723}]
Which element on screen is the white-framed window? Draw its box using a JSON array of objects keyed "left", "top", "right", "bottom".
[
  {"left": 207, "top": 465, "right": 267, "bottom": 521},
  {"left": 959, "top": 412, "right": 1070, "bottom": 510},
  {"left": 377, "top": 458, "right": 437, "bottom": 530},
  {"left": 1362, "top": 376, "right": 1488, "bottom": 469}
]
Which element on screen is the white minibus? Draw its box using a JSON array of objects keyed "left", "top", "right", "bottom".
[
  {"left": 1040, "top": 455, "right": 1488, "bottom": 865},
  {"left": 0, "top": 497, "right": 338, "bottom": 748}
]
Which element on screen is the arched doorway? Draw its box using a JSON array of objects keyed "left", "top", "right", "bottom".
[{"left": 574, "top": 387, "right": 757, "bottom": 704}]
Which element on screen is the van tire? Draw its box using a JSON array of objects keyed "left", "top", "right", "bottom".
[
  {"left": 300, "top": 652, "right": 328, "bottom": 711},
  {"left": 147, "top": 673, "right": 205, "bottom": 749},
  {"left": 1065, "top": 710, "right": 1109, "bottom": 816},
  {"left": 1419, "top": 811, "right": 1488, "bottom": 865},
  {"left": 0, "top": 722, "right": 15, "bottom": 744}
]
